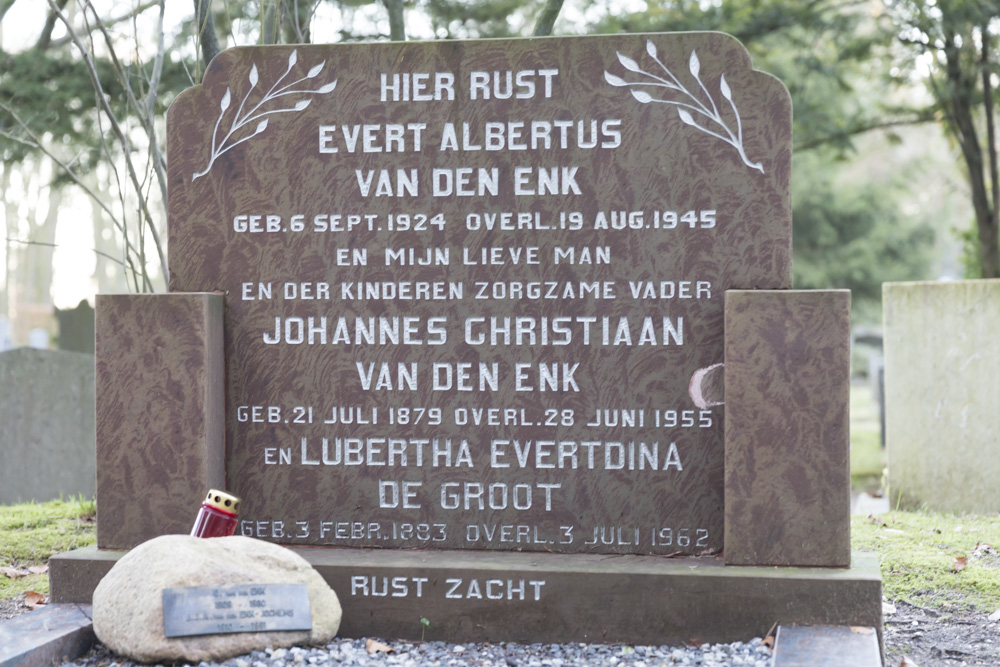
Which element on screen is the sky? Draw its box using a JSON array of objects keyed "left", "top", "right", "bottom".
[
  {"left": 1, "top": 0, "right": 435, "bottom": 310},
  {"left": 2, "top": 1, "right": 194, "bottom": 311},
  {"left": 1, "top": 0, "right": 636, "bottom": 313}
]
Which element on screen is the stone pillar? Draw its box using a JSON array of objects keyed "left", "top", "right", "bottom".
[
  {"left": 95, "top": 293, "right": 224, "bottom": 549},
  {"left": 724, "top": 290, "right": 851, "bottom": 567}
]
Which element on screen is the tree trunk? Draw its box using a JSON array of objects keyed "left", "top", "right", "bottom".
[
  {"left": 383, "top": 0, "right": 405, "bottom": 41},
  {"left": 942, "top": 31, "right": 1000, "bottom": 277},
  {"left": 980, "top": 26, "right": 1000, "bottom": 278},
  {"left": 89, "top": 174, "right": 130, "bottom": 295},
  {"left": 1, "top": 166, "right": 13, "bottom": 323},
  {"left": 21, "top": 185, "right": 61, "bottom": 306},
  {"left": 10, "top": 163, "right": 60, "bottom": 308},
  {"left": 193, "top": 0, "right": 221, "bottom": 71}
]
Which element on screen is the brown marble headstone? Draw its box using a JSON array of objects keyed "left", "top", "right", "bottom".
[
  {"left": 724, "top": 290, "right": 851, "bottom": 567},
  {"left": 167, "top": 33, "right": 792, "bottom": 555}
]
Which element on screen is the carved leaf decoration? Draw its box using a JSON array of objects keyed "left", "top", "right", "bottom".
[
  {"left": 604, "top": 71, "right": 628, "bottom": 87},
  {"left": 194, "top": 53, "right": 337, "bottom": 181},
  {"left": 307, "top": 61, "right": 325, "bottom": 78},
  {"left": 617, "top": 52, "right": 641, "bottom": 72},
  {"left": 607, "top": 43, "right": 764, "bottom": 173},
  {"left": 719, "top": 74, "right": 732, "bottom": 101}
]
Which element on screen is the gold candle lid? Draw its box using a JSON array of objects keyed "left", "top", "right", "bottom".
[{"left": 204, "top": 489, "right": 241, "bottom": 514}]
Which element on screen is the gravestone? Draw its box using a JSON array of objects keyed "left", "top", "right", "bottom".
[
  {"left": 56, "top": 299, "right": 96, "bottom": 354},
  {"left": 167, "top": 31, "right": 792, "bottom": 557},
  {"left": 51, "top": 32, "right": 881, "bottom": 646},
  {"left": 0, "top": 347, "right": 96, "bottom": 504},
  {"left": 0, "top": 316, "right": 11, "bottom": 351},
  {"left": 884, "top": 279, "right": 1000, "bottom": 513}
]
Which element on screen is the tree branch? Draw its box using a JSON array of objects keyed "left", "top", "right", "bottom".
[
  {"left": 262, "top": 0, "right": 281, "bottom": 44},
  {"left": 0, "top": 0, "right": 18, "bottom": 22},
  {"left": 283, "top": 0, "right": 316, "bottom": 44},
  {"left": 0, "top": 102, "right": 146, "bottom": 284},
  {"left": 46, "top": 1, "right": 160, "bottom": 50},
  {"left": 86, "top": 0, "right": 168, "bottom": 217},
  {"left": 6, "top": 237, "right": 126, "bottom": 268},
  {"left": 793, "top": 113, "right": 937, "bottom": 151},
  {"left": 34, "top": 0, "right": 69, "bottom": 51},
  {"left": 48, "top": 0, "right": 168, "bottom": 289},
  {"left": 533, "top": 0, "right": 564, "bottom": 36}
]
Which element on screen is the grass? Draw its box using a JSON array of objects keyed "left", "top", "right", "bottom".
[
  {"left": 0, "top": 497, "right": 96, "bottom": 599},
  {"left": 850, "top": 381, "right": 885, "bottom": 493},
  {"left": 4, "top": 499, "right": 996, "bottom": 616},
  {"left": 849, "top": 383, "right": 1000, "bottom": 613},
  {"left": 1, "top": 390, "right": 996, "bottom": 617},
  {"left": 852, "top": 511, "right": 1000, "bottom": 613}
]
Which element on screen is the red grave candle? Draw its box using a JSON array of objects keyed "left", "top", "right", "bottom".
[{"left": 190, "top": 489, "right": 241, "bottom": 538}]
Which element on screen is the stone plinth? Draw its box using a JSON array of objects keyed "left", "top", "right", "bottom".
[
  {"left": 95, "top": 293, "right": 225, "bottom": 549},
  {"left": 724, "top": 290, "right": 851, "bottom": 567},
  {"left": 883, "top": 280, "right": 1000, "bottom": 513},
  {"left": 50, "top": 546, "right": 882, "bottom": 647}
]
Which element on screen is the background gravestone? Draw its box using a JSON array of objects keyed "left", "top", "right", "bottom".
[
  {"left": 0, "top": 347, "right": 95, "bottom": 504},
  {"left": 167, "top": 32, "right": 791, "bottom": 555},
  {"left": 884, "top": 279, "right": 1000, "bottom": 513},
  {"left": 56, "top": 299, "right": 96, "bottom": 355}
]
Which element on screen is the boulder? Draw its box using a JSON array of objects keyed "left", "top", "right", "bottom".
[{"left": 92, "top": 535, "right": 341, "bottom": 662}]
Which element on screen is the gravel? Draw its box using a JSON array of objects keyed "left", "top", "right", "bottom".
[
  {"left": 0, "top": 597, "right": 25, "bottom": 622},
  {"left": 63, "top": 637, "right": 773, "bottom": 666}
]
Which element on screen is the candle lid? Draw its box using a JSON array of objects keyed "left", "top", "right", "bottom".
[{"left": 203, "top": 489, "right": 241, "bottom": 514}]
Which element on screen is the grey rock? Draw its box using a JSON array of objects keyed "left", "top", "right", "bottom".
[{"left": 92, "top": 535, "right": 341, "bottom": 663}]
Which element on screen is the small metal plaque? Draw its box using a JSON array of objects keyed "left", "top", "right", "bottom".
[{"left": 162, "top": 583, "right": 312, "bottom": 637}]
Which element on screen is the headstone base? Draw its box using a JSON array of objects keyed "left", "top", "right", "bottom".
[{"left": 51, "top": 547, "right": 881, "bottom": 646}]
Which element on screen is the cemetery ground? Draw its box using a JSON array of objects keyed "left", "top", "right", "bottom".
[{"left": 1, "top": 386, "right": 998, "bottom": 665}]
